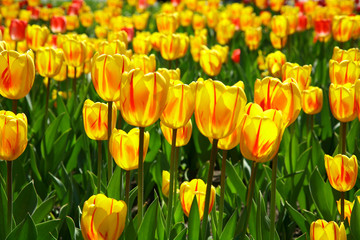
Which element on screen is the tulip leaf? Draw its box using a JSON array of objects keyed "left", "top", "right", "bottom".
[
  {"left": 309, "top": 168, "right": 337, "bottom": 221},
  {"left": 13, "top": 181, "right": 38, "bottom": 225},
  {"left": 220, "top": 211, "right": 237, "bottom": 240},
  {"left": 32, "top": 195, "right": 56, "bottom": 224},
  {"left": 29, "top": 144, "right": 42, "bottom": 181},
  {"left": 173, "top": 228, "right": 187, "bottom": 240},
  {"left": 41, "top": 113, "right": 65, "bottom": 158},
  {"left": 350, "top": 198, "right": 360, "bottom": 238},
  {"left": 347, "top": 121, "right": 359, "bottom": 154},
  {"left": 6, "top": 214, "right": 37, "bottom": 240},
  {"left": 36, "top": 219, "right": 61, "bottom": 240},
  {"left": 256, "top": 190, "right": 269, "bottom": 240},
  {"left": 188, "top": 197, "right": 200, "bottom": 240},
  {"left": 138, "top": 197, "right": 158, "bottom": 240},
  {"left": 157, "top": 199, "right": 166, "bottom": 240},
  {"left": 285, "top": 201, "right": 308, "bottom": 235},
  {"left": 107, "top": 167, "right": 122, "bottom": 200},
  {"left": 226, "top": 160, "right": 247, "bottom": 203},
  {"left": 0, "top": 184, "right": 7, "bottom": 239},
  {"left": 65, "top": 217, "right": 76, "bottom": 240}
]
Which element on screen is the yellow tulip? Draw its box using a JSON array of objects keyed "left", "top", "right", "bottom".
[
  {"left": 269, "top": 0, "right": 285, "bottom": 12},
  {"left": 206, "top": 10, "right": 219, "bottom": 29},
  {"left": 283, "top": 13, "right": 298, "bottom": 35},
  {"left": 156, "top": 12, "right": 179, "bottom": 34},
  {"left": 91, "top": 53, "right": 131, "bottom": 102},
  {"left": 301, "top": 87, "right": 323, "bottom": 115},
  {"left": 282, "top": 62, "right": 312, "bottom": 91},
  {"left": 254, "top": 77, "right": 301, "bottom": 126},
  {"left": 265, "top": 51, "right": 287, "bottom": 78},
  {"left": 67, "top": 65, "right": 83, "bottom": 79},
  {"left": 66, "top": 15, "right": 80, "bottom": 31},
  {"left": 107, "top": 31, "right": 128, "bottom": 48},
  {"left": 26, "top": 25, "right": 50, "bottom": 51},
  {"left": 162, "top": 170, "right": 170, "bottom": 198},
  {"left": 80, "top": 12, "right": 94, "bottom": 27},
  {"left": 192, "top": 14, "right": 206, "bottom": 31},
  {"left": 245, "top": 27, "right": 262, "bottom": 51},
  {"left": 211, "top": 45, "right": 228, "bottom": 64},
  {"left": 131, "top": 54, "right": 156, "bottom": 74},
  {"left": 53, "top": 63, "right": 67, "bottom": 82},
  {"left": 61, "top": 39, "right": 86, "bottom": 67},
  {"left": 329, "top": 83, "right": 356, "bottom": 122},
  {"left": 214, "top": 126, "right": 241, "bottom": 151},
  {"left": 260, "top": 11, "right": 272, "bottom": 26},
  {"left": 239, "top": 12, "right": 255, "bottom": 31},
  {"left": 81, "top": 194, "right": 127, "bottom": 240},
  {"left": 270, "top": 31, "right": 287, "bottom": 49},
  {"left": 190, "top": 34, "right": 207, "bottom": 62},
  {"left": 95, "top": 25, "right": 108, "bottom": 39},
  {"left": 337, "top": 199, "right": 354, "bottom": 224},
  {"left": 157, "top": 68, "right": 181, "bottom": 81},
  {"left": 133, "top": 32, "right": 152, "bottom": 55},
  {"left": 194, "top": 79, "right": 247, "bottom": 139},
  {"left": 329, "top": 60, "right": 360, "bottom": 85},
  {"left": 180, "top": 10, "right": 193, "bottom": 27},
  {"left": 271, "top": 15, "right": 288, "bottom": 38},
  {"left": 110, "top": 128, "right": 150, "bottom": 171},
  {"left": 36, "top": 47, "right": 64, "bottom": 78},
  {"left": 151, "top": 32, "right": 164, "bottom": 51},
  {"left": 310, "top": 220, "right": 346, "bottom": 240},
  {"left": 332, "top": 47, "right": 360, "bottom": 62},
  {"left": 180, "top": 179, "right": 216, "bottom": 220},
  {"left": 160, "top": 34, "right": 183, "bottom": 61},
  {"left": 356, "top": 80, "right": 360, "bottom": 121},
  {"left": 160, "top": 119, "right": 193, "bottom": 147},
  {"left": 0, "top": 111, "right": 27, "bottom": 161},
  {"left": 215, "top": 19, "right": 235, "bottom": 45},
  {"left": 133, "top": 12, "right": 150, "bottom": 31},
  {"left": 0, "top": 50, "right": 35, "bottom": 100},
  {"left": 120, "top": 69, "right": 170, "bottom": 127},
  {"left": 97, "top": 40, "right": 127, "bottom": 55},
  {"left": 199, "top": 46, "right": 222, "bottom": 77},
  {"left": 332, "top": 16, "right": 355, "bottom": 42}
]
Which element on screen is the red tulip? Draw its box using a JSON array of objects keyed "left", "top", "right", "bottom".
[
  {"left": 231, "top": 49, "right": 241, "bottom": 63},
  {"left": 50, "top": 16, "right": 66, "bottom": 33},
  {"left": 29, "top": 6, "right": 40, "bottom": 20},
  {"left": 10, "top": 19, "right": 27, "bottom": 41},
  {"left": 314, "top": 19, "right": 331, "bottom": 40},
  {"left": 68, "top": 4, "right": 80, "bottom": 15},
  {"left": 122, "top": 27, "right": 134, "bottom": 42},
  {"left": 297, "top": 14, "right": 308, "bottom": 32}
]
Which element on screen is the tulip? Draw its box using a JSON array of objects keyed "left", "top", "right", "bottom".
[
  {"left": 97, "top": 40, "right": 126, "bottom": 55},
  {"left": 9, "top": 19, "right": 27, "bottom": 41},
  {"left": 329, "top": 60, "right": 360, "bottom": 85},
  {"left": 156, "top": 13, "right": 179, "bottom": 34},
  {"left": 160, "top": 34, "right": 183, "bottom": 61},
  {"left": 0, "top": 41, "right": 9, "bottom": 52},
  {"left": 215, "top": 126, "right": 241, "bottom": 151},
  {"left": 284, "top": 14, "right": 298, "bottom": 35},
  {"left": 0, "top": 50, "right": 35, "bottom": 100},
  {"left": 110, "top": 128, "right": 150, "bottom": 171},
  {"left": 157, "top": 68, "right": 181, "bottom": 81},
  {"left": 26, "top": 25, "right": 50, "bottom": 51},
  {"left": 107, "top": 31, "right": 128, "bottom": 48},
  {"left": 269, "top": 0, "right": 285, "bottom": 12},
  {"left": 83, "top": 99, "right": 117, "bottom": 141},
  {"left": 61, "top": 38, "right": 86, "bottom": 68},
  {"left": 260, "top": 11, "right": 272, "bottom": 26},
  {"left": 67, "top": 66, "right": 83, "bottom": 79},
  {"left": 162, "top": 170, "right": 170, "bottom": 198},
  {"left": 239, "top": 12, "right": 255, "bottom": 31},
  {"left": 265, "top": 51, "right": 286, "bottom": 78},
  {"left": 180, "top": 9, "right": 193, "bottom": 27},
  {"left": 254, "top": 77, "right": 301, "bottom": 126},
  {"left": 332, "top": 16, "right": 354, "bottom": 42},
  {"left": 297, "top": 13, "right": 308, "bottom": 32},
  {"left": 95, "top": 25, "right": 108, "bottom": 39},
  {"left": 192, "top": 14, "right": 206, "bottom": 31},
  {"left": 270, "top": 31, "right": 287, "bottom": 49},
  {"left": 133, "top": 32, "right": 152, "bottom": 55},
  {"left": 50, "top": 16, "right": 66, "bottom": 34},
  {"left": 255, "top": 0, "right": 267, "bottom": 9},
  {"left": 271, "top": 15, "right": 288, "bottom": 38},
  {"left": 325, "top": 154, "right": 358, "bottom": 192},
  {"left": 190, "top": 34, "right": 207, "bottom": 62},
  {"left": 92, "top": 53, "right": 131, "bottom": 102},
  {"left": 337, "top": 199, "right": 353, "bottom": 224},
  {"left": 0, "top": 111, "right": 28, "bottom": 161},
  {"left": 199, "top": 47, "right": 222, "bottom": 77},
  {"left": 120, "top": 69, "right": 170, "bottom": 127},
  {"left": 332, "top": 47, "right": 360, "bottom": 62},
  {"left": 80, "top": 12, "right": 94, "bottom": 27},
  {"left": 133, "top": 12, "right": 150, "bottom": 31},
  {"left": 131, "top": 54, "right": 156, "bottom": 74},
  {"left": 81, "top": 194, "right": 127, "bottom": 240},
  {"left": 301, "top": 87, "right": 323, "bottom": 115},
  {"left": 66, "top": 15, "right": 80, "bottom": 31},
  {"left": 215, "top": 19, "right": 235, "bottom": 45},
  {"left": 231, "top": 49, "right": 241, "bottom": 63},
  {"left": 257, "top": 50, "right": 267, "bottom": 71},
  {"left": 36, "top": 47, "right": 64, "bottom": 78},
  {"left": 310, "top": 220, "right": 346, "bottom": 240},
  {"left": 356, "top": 80, "right": 360, "bottom": 121},
  {"left": 314, "top": 19, "right": 332, "bottom": 42},
  {"left": 180, "top": 179, "right": 216, "bottom": 220},
  {"left": 150, "top": 32, "right": 163, "bottom": 51},
  {"left": 245, "top": 27, "right": 262, "bottom": 51},
  {"left": 211, "top": 45, "right": 228, "bottom": 64},
  {"left": 329, "top": 83, "right": 357, "bottom": 123},
  {"left": 53, "top": 63, "right": 67, "bottom": 82},
  {"left": 160, "top": 120, "right": 193, "bottom": 147},
  {"left": 282, "top": 62, "right": 312, "bottom": 91}
]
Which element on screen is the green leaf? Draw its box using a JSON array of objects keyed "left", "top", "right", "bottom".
[
  {"left": 29, "top": 144, "right": 42, "bottom": 181},
  {"left": 188, "top": 197, "right": 200, "bottom": 240},
  {"left": 41, "top": 113, "right": 65, "bottom": 158},
  {"left": 66, "top": 217, "right": 76, "bottom": 240},
  {"left": 157, "top": 199, "right": 166, "bottom": 240},
  {"left": 107, "top": 167, "right": 122, "bottom": 200},
  {"left": 285, "top": 201, "right": 308, "bottom": 234},
  {"left": 350, "top": 198, "right": 360, "bottom": 238},
  {"left": 173, "top": 228, "right": 187, "bottom": 240},
  {"left": 138, "top": 197, "right": 158, "bottom": 240},
  {"left": 13, "top": 181, "right": 38, "bottom": 225},
  {"left": 0, "top": 184, "right": 8, "bottom": 239},
  {"left": 226, "top": 160, "right": 247, "bottom": 203},
  {"left": 6, "top": 214, "right": 37, "bottom": 240},
  {"left": 36, "top": 220, "right": 60, "bottom": 240},
  {"left": 32, "top": 195, "right": 56, "bottom": 224},
  {"left": 220, "top": 211, "right": 237, "bottom": 240}
]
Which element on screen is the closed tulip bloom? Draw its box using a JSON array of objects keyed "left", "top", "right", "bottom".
[
  {"left": 195, "top": 79, "right": 247, "bottom": 139},
  {"left": 162, "top": 170, "right": 170, "bottom": 198},
  {"left": 62, "top": 39, "right": 86, "bottom": 67},
  {"left": 110, "top": 128, "right": 150, "bottom": 171},
  {"left": 150, "top": 32, "right": 163, "bottom": 51},
  {"left": 97, "top": 40, "right": 126, "bottom": 55},
  {"left": 131, "top": 54, "right": 156, "bottom": 74},
  {"left": 329, "top": 60, "right": 360, "bottom": 85},
  {"left": 133, "top": 32, "right": 152, "bottom": 55},
  {"left": 265, "top": 51, "right": 287, "bottom": 78},
  {"left": 239, "top": 12, "right": 255, "bottom": 31},
  {"left": 199, "top": 47, "right": 222, "bottom": 77},
  {"left": 50, "top": 16, "right": 66, "bottom": 34},
  {"left": 239, "top": 103, "right": 285, "bottom": 163},
  {"left": 206, "top": 10, "right": 219, "bottom": 29},
  {"left": 356, "top": 80, "right": 360, "bottom": 121},
  {"left": 255, "top": 0, "right": 267, "bottom": 9},
  {"left": 245, "top": 27, "right": 262, "bottom": 51},
  {"left": 231, "top": 49, "right": 241, "bottom": 63},
  {"left": 269, "top": 0, "right": 285, "bottom": 12},
  {"left": 255, "top": 77, "right": 301, "bottom": 126},
  {"left": 92, "top": 53, "right": 131, "bottom": 102},
  {"left": 282, "top": 62, "right": 312, "bottom": 91},
  {"left": 190, "top": 34, "right": 207, "bottom": 62},
  {"left": 337, "top": 199, "right": 353, "bottom": 224},
  {"left": 192, "top": 14, "right": 206, "bottom": 31},
  {"left": 297, "top": 13, "right": 308, "bottom": 32},
  {"left": 178, "top": 34, "right": 189, "bottom": 59},
  {"left": 108, "top": 31, "right": 128, "bottom": 48},
  {"left": 332, "top": 47, "right": 360, "bottom": 62},
  {"left": 53, "top": 63, "right": 67, "bottom": 82},
  {"left": 36, "top": 47, "right": 64, "bottom": 78},
  {"left": 325, "top": 154, "right": 358, "bottom": 192},
  {"left": 120, "top": 69, "right": 170, "bottom": 127},
  {"left": 80, "top": 12, "right": 94, "bottom": 27},
  {"left": 0, "top": 50, "right": 35, "bottom": 100},
  {"left": 26, "top": 25, "right": 49, "bottom": 51},
  {"left": 68, "top": 65, "right": 83, "bottom": 79},
  {"left": 66, "top": 15, "right": 80, "bottom": 31},
  {"left": 329, "top": 83, "right": 356, "bottom": 122},
  {"left": 332, "top": 16, "right": 355, "bottom": 43},
  {"left": 156, "top": 13, "right": 179, "bottom": 34},
  {"left": 0, "top": 111, "right": 27, "bottom": 161},
  {"left": 83, "top": 99, "right": 117, "bottom": 141},
  {"left": 314, "top": 19, "right": 332, "bottom": 42},
  {"left": 284, "top": 14, "right": 298, "bottom": 35},
  {"left": 160, "top": 34, "right": 181, "bottom": 61},
  {"left": 9, "top": 19, "right": 27, "bottom": 41},
  {"left": 270, "top": 31, "right": 287, "bottom": 49},
  {"left": 157, "top": 68, "right": 181, "bottom": 81},
  {"left": 161, "top": 81, "right": 196, "bottom": 129},
  {"left": 211, "top": 45, "right": 228, "bottom": 64},
  {"left": 271, "top": 15, "right": 288, "bottom": 38},
  {"left": 180, "top": 179, "right": 216, "bottom": 220},
  {"left": 301, "top": 87, "right": 323, "bottom": 115},
  {"left": 133, "top": 12, "right": 150, "bottom": 31},
  {"left": 260, "top": 11, "right": 272, "bottom": 26},
  {"left": 310, "top": 220, "right": 346, "bottom": 240},
  {"left": 95, "top": 25, "right": 108, "bottom": 39},
  {"left": 81, "top": 194, "right": 127, "bottom": 240},
  {"left": 215, "top": 19, "right": 235, "bottom": 45},
  {"left": 161, "top": 120, "right": 192, "bottom": 147},
  {"left": 180, "top": 9, "right": 193, "bottom": 27}
]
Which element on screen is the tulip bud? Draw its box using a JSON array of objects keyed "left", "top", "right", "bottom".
[
  {"left": 216, "top": 19, "right": 235, "bottom": 45},
  {"left": 314, "top": 19, "right": 331, "bottom": 42},
  {"left": 9, "top": 19, "right": 27, "bottom": 41},
  {"left": 80, "top": 12, "right": 94, "bottom": 27},
  {"left": 282, "top": 62, "right": 312, "bottom": 91},
  {"left": 329, "top": 83, "right": 357, "bottom": 122},
  {"left": 271, "top": 15, "right": 288, "bottom": 38},
  {"left": 199, "top": 47, "right": 222, "bottom": 77},
  {"left": 81, "top": 194, "right": 127, "bottom": 240},
  {"left": 270, "top": 31, "right": 287, "bottom": 49},
  {"left": 26, "top": 25, "right": 50, "bottom": 51},
  {"left": 162, "top": 170, "right": 170, "bottom": 198},
  {"left": 190, "top": 34, "right": 207, "bottom": 62},
  {"left": 332, "top": 16, "right": 354, "bottom": 42},
  {"left": 160, "top": 120, "right": 193, "bottom": 147},
  {"left": 36, "top": 47, "right": 64, "bottom": 78},
  {"left": 245, "top": 27, "right": 262, "bottom": 51},
  {"left": 265, "top": 51, "right": 286, "bottom": 78},
  {"left": 269, "top": 0, "right": 285, "bottom": 12},
  {"left": 156, "top": 12, "right": 179, "bottom": 34},
  {"left": 231, "top": 49, "right": 241, "bottom": 63},
  {"left": 301, "top": 87, "right": 323, "bottom": 115},
  {"left": 310, "top": 220, "right": 346, "bottom": 240},
  {"left": 61, "top": 38, "right": 86, "bottom": 67},
  {"left": 50, "top": 16, "right": 66, "bottom": 34},
  {"left": 133, "top": 32, "right": 152, "bottom": 55}
]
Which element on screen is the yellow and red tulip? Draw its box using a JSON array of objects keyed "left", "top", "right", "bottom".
[
  {"left": 36, "top": 47, "right": 64, "bottom": 78},
  {"left": 156, "top": 12, "right": 179, "bottom": 34},
  {"left": 269, "top": 0, "right": 285, "bottom": 12},
  {"left": 332, "top": 47, "right": 360, "bottom": 62},
  {"left": 180, "top": 9, "right": 193, "bottom": 27},
  {"left": 162, "top": 170, "right": 170, "bottom": 198},
  {"left": 80, "top": 12, "right": 94, "bottom": 27},
  {"left": 332, "top": 16, "right": 355, "bottom": 42},
  {"left": 133, "top": 32, "right": 152, "bottom": 55},
  {"left": 131, "top": 54, "right": 156, "bottom": 74},
  {"left": 65, "top": 15, "right": 80, "bottom": 31},
  {"left": 271, "top": 15, "right": 288, "bottom": 38},
  {"left": 215, "top": 19, "right": 235, "bottom": 45},
  {"left": 265, "top": 51, "right": 287, "bottom": 78},
  {"left": 337, "top": 199, "right": 354, "bottom": 224},
  {"left": 301, "top": 87, "right": 323, "bottom": 115},
  {"left": 190, "top": 34, "right": 207, "bottom": 62},
  {"left": 26, "top": 25, "right": 50, "bottom": 51},
  {"left": 245, "top": 27, "right": 262, "bottom": 51},
  {"left": 192, "top": 14, "right": 206, "bottom": 31},
  {"left": 160, "top": 119, "right": 193, "bottom": 147},
  {"left": 270, "top": 31, "right": 287, "bottom": 49},
  {"left": 97, "top": 40, "right": 126, "bottom": 55},
  {"left": 329, "top": 60, "right": 360, "bottom": 85},
  {"left": 329, "top": 83, "right": 357, "bottom": 122},
  {"left": 199, "top": 46, "right": 222, "bottom": 77},
  {"left": 9, "top": 19, "right": 27, "bottom": 41},
  {"left": 282, "top": 62, "right": 312, "bottom": 91},
  {"left": 62, "top": 38, "right": 86, "bottom": 67},
  {"left": 50, "top": 16, "right": 66, "bottom": 34},
  {"left": 310, "top": 220, "right": 346, "bottom": 240},
  {"left": 133, "top": 12, "right": 150, "bottom": 31},
  {"left": 95, "top": 25, "right": 108, "bottom": 39}
]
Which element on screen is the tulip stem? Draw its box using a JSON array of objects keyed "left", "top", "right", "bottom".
[
  {"left": 108, "top": 101, "right": 113, "bottom": 182},
  {"left": 270, "top": 154, "right": 279, "bottom": 240},
  {"left": 97, "top": 140, "right": 102, "bottom": 194},
  {"left": 201, "top": 139, "right": 219, "bottom": 240},
  {"left": 72, "top": 67, "right": 77, "bottom": 97},
  {"left": 7, "top": 161, "right": 12, "bottom": 233},
  {"left": 218, "top": 150, "right": 228, "bottom": 236},
  {"left": 166, "top": 128, "right": 178, "bottom": 236},
  {"left": 137, "top": 127, "right": 145, "bottom": 228},
  {"left": 173, "top": 146, "right": 180, "bottom": 213},
  {"left": 340, "top": 122, "right": 346, "bottom": 155},
  {"left": 44, "top": 77, "right": 50, "bottom": 126},
  {"left": 238, "top": 161, "right": 258, "bottom": 239},
  {"left": 340, "top": 191, "right": 345, "bottom": 222},
  {"left": 125, "top": 170, "right": 130, "bottom": 221}
]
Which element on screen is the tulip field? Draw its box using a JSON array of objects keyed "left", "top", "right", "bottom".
[{"left": 2, "top": 0, "right": 360, "bottom": 239}]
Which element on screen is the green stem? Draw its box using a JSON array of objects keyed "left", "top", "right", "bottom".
[
  {"left": 125, "top": 170, "right": 131, "bottom": 221},
  {"left": 72, "top": 67, "right": 76, "bottom": 97},
  {"left": 44, "top": 77, "right": 50, "bottom": 126},
  {"left": 201, "top": 139, "right": 219, "bottom": 240},
  {"left": 108, "top": 101, "right": 113, "bottom": 182},
  {"left": 218, "top": 150, "right": 228, "bottom": 235},
  {"left": 166, "top": 128, "right": 177, "bottom": 236},
  {"left": 270, "top": 154, "right": 279, "bottom": 240},
  {"left": 340, "top": 122, "right": 346, "bottom": 155},
  {"left": 97, "top": 141, "right": 102, "bottom": 194},
  {"left": 340, "top": 191, "right": 345, "bottom": 222},
  {"left": 137, "top": 127, "right": 145, "bottom": 228},
  {"left": 173, "top": 146, "right": 180, "bottom": 215},
  {"left": 239, "top": 161, "right": 258, "bottom": 239}
]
